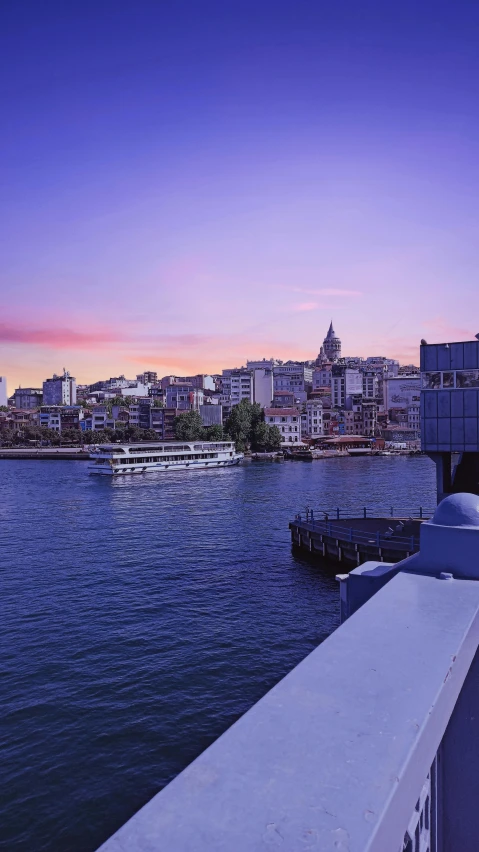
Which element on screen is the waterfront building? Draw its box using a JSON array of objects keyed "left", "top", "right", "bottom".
[
  {"left": 165, "top": 384, "right": 204, "bottom": 411},
  {"left": 90, "top": 405, "right": 117, "bottom": 432},
  {"left": 43, "top": 370, "right": 76, "bottom": 406},
  {"left": 14, "top": 387, "right": 43, "bottom": 409},
  {"left": 361, "top": 401, "right": 378, "bottom": 436},
  {"left": 252, "top": 368, "right": 273, "bottom": 408},
  {"left": 343, "top": 396, "right": 363, "bottom": 435},
  {"left": 264, "top": 407, "right": 301, "bottom": 445},
  {"left": 273, "top": 364, "right": 312, "bottom": 404},
  {"left": 148, "top": 407, "right": 180, "bottom": 440},
  {"left": 60, "top": 406, "right": 83, "bottom": 431},
  {"left": 303, "top": 399, "right": 323, "bottom": 437},
  {"left": 220, "top": 370, "right": 253, "bottom": 420},
  {"left": 39, "top": 406, "right": 62, "bottom": 432},
  {"left": 0, "top": 376, "right": 7, "bottom": 407},
  {"left": 331, "top": 365, "right": 363, "bottom": 409},
  {"left": 272, "top": 390, "right": 296, "bottom": 408},
  {"left": 362, "top": 370, "right": 379, "bottom": 401},
  {"left": 421, "top": 337, "right": 479, "bottom": 499},
  {"left": 2, "top": 409, "right": 36, "bottom": 433},
  {"left": 408, "top": 402, "right": 420, "bottom": 430}
]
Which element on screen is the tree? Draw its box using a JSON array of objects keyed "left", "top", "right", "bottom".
[
  {"left": 224, "top": 400, "right": 263, "bottom": 450},
  {"left": 203, "top": 423, "right": 223, "bottom": 441},
  {"left": 251, "top": 422, "right": 282, "bottom": 451},
  {"left": 174, "top": 410, "right": 204, "bottom": 441},
  {"left": 0, "top": 406, "right": 9, "bottom": 412},
  {"left": 142, "top": 429, "right": 160, "bottom": 440},
  {"left": 61, "top": 427, "right": 83, "bottom": 444},
  {"left": 152, "top": 399, "right": 164, "bottom": 408},
  {"left": 125, "top": 426, "right": 143, "bottom": 442}
]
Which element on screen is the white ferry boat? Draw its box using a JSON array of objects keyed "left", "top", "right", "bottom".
[{"left": 88, "top": 441, "right": 243, "bottom": 475}]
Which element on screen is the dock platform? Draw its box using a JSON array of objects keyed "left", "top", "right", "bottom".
[{"left": 289, "top": 506, "right": 434, "bottom": 565}]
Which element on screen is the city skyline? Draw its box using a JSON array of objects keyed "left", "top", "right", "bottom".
[{"left": 2, "top": 1, "right": 479, "bottom": 387}]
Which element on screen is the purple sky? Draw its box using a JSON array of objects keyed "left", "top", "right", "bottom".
[{"left": 1, "top": 0, "right": 479, "bottom": 387}]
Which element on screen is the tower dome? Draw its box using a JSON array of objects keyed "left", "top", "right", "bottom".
[{"left": 322, "top": 321, "right": 341, "bottom": 361}]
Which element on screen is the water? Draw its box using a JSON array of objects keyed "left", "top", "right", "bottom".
[{"left": 1, "top": 455, "right": 436, "bottom": 851}]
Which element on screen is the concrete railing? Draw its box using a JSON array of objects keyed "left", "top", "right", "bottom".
[{"left": 97, "top": 570, "right": 479, "bottom": 852}]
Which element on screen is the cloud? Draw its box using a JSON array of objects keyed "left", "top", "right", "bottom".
[
  {"left": 423, "top": 316, "right": 472, "bottom": 341},
  {"left": 292, "top": 302, "right": 319, "bottom": 312},
  {"left": 290, "top": 287, "right": 363, "bottom": 297},
  {"left": 0, "top": 322, "right": 124, "bottom": 349}
]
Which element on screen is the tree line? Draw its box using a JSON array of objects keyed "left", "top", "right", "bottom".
[
  {"left": 0, "top": 401, "right": 283, "bottom": 450},
  {"left": 174, "top": 400, "right": 282, "bottom": 451}
]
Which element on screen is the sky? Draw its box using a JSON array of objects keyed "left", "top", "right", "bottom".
[{"left": 1, "top": 0, "right": 479, "bottom": 388}]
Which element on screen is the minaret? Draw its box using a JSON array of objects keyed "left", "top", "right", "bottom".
[{"left": 322, "top": 321, "right": 341, "bottom": 361}]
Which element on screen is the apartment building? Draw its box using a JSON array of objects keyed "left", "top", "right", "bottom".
[{"left": 264, "top": 407, "right": 301, "bottom": 445}]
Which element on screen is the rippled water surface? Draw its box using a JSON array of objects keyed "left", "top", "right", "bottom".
[{"left": 1, "top": 455, "right": 436, "bottom": 851}]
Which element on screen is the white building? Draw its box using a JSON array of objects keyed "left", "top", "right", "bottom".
[
  {"left": 264, "top": 407, "right": 301, "bottom": 445},
  {"left": 303, "top": 400, "right": 323, "bottom": 438},
  {"left": 252, "top": 368, "right": 273, "bottom": 408},
  {"left": 117, "top": 382, "right": 149, "bottom": 398},
  {"left": 332, "top": 368, "right": 363, "bottom": 409},
  {"left": 0, "top": 377, "right": 8, "bottom": 407},
  {"left": 39, "top": 407, "right": 62, "bottom": 432},
  {"left": 43, "top": 370, "right": 77, "bottom": 406}
]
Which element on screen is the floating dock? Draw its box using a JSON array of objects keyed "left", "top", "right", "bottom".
[{"left": 289, "top": 507, "right": 434, "bottom": 565}]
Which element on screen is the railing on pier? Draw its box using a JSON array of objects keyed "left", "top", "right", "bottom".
[
  {"left": 97, "top": 571, "right": 479, "bottom": 852},
  {"left": 293, "top": 516, "right": 421, "bottom": 552},
  {"left": 297, "top": 505, "right": 436, "bottom": 521}
]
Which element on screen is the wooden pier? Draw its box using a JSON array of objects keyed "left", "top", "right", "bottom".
[{"left": 289, "top": 507, "right": 434, "bottom": 566}]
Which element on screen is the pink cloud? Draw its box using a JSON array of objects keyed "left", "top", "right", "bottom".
[
  {"left": 423, "top": 316, "right": 473, "bottom": 342},
  {"left": 290, "top": 287, "right": 363, "bottom": 297},
  {"left": 0, "top": 322, "right": 125, "bottom": 349},
  {"left": 292, "top": 302, "right": 318, "bottom": 312}
]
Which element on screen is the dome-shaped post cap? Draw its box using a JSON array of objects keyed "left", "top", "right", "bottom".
[{"left": 432, "top": 494, "right": 479, "bottom": 528}]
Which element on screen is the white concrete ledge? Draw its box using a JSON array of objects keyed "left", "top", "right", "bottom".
[{"left": 97, "top": 572, "right": 479, "bottom": 852}]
